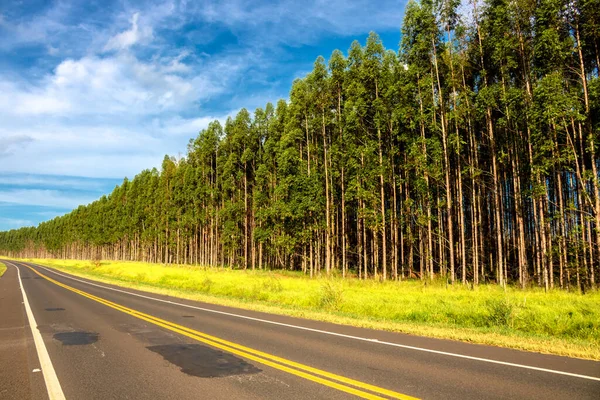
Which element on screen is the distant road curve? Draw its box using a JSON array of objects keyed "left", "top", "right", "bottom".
[{"left": 1, "top": 260, "right": 599, "bottom": 399}]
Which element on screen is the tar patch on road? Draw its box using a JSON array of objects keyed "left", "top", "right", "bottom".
[
  {"left": 147, "top": 344, "right": 261, "bottom": 378},
  {"left": 53, "top": 331, "right": 99, "bottom": 345},
  {"left": 181, "top": 315, "right": 194, "bottom": 318},
  {"left": 45, "top": 308, "right": 65, "bottom": 311}
]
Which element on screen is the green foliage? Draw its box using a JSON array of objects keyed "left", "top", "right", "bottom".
[
  {"left": 486, "top": 297, "right": 515, "bottom": 328},
  {"left": 198, "top": 277, "right": 213, "bottom": 293},
  {"left": 317, "top": 281, "right": 344, "bottom": 311},
  {"left": 1, "top": 0, "right": 598, "bottom": 292}
]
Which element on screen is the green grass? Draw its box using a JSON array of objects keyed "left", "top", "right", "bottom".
[
  {"left": 0, "top": 262, "right": 6, "bottom": 278},
  {"left": 11, "top": 257, "right": 600, "bottom": 360}
]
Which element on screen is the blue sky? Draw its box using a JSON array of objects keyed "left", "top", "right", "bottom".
[{"left": 0, "top": 0, "right": 406, "bottom": 231}]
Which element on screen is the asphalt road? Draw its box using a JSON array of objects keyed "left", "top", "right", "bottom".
[{"left": 1, "top": 260, "right": 599, "bottom": 400}]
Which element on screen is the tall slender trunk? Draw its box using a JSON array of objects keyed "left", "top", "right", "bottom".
[
  {"left": 431, "top": 36, "right": 454, "bottom": 283},
  {"left": 474, "top": 0, "right": 502, "bottom": 286},
  {"left": 322, "top": 110, "right": 331, "bottom": 276},
  {"left": 244, "top": 167, "right": 248, "bottom": 270},
  {"left": 337, "top": 85, "right": 347, "bottom": 278},
  {"left": 575, "top": 21, "right": 599, "bottom": 287},
  {"left": 416, "top": 72, "right": 434, "bottom": 279},
  {"left": 375, "top": 80, "right": 387, "bottom": 281},
  {"left": 513, "top": 146, "right": 527, "bottom": 288},
  {"left": 392, "top": 151, "right": 399, "bottom": 281}
]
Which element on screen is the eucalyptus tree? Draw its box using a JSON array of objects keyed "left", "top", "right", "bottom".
[{"left": 2, "top": 1, "right": 598, "bottom": 290}]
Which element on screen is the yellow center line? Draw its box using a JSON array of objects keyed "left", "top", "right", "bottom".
[{"left": 23, "top": 263, "right": 418, "bottom": 400}]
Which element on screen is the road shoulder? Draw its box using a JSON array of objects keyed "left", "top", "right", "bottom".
[{"left": 0, "top": 264, "right": 47, "bottom": 399}]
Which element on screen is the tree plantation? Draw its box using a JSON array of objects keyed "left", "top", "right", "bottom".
[{"left": 1, "top": 0, "right": 599, "bottom": 291}]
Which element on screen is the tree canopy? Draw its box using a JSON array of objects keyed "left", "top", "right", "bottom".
[{"left": 2, "top": 0, "right": 599, "bottom": 290}]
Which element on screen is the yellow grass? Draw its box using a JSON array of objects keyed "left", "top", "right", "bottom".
[{"left": 9, "top": 257, "right": 600, "bottom": 360}]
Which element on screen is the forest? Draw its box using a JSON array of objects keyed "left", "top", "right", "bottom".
[{"left": 1, "top": 0, "right": 599, "bottom": 291}]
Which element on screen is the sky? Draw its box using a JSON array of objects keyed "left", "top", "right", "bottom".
[{"left": 0, "top": 0, "right": 406, "bottom": 231}]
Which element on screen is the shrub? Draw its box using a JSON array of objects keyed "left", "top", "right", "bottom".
[
  {"left": 198, "top": 277, "right": 213, "bottom": 293},
  {"left": 486, "top": 297, "right": 514, "bottom": 328},
  {"left": 261, "top": 276, "right": 283, "bottom": 293},
  {"left": 318, "top": 281, "right": 343, "bottom": 311}
]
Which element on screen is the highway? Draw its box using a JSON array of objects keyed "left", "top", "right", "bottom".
[{"left": 1, "top": 260, "right": 599, "bottom": 399}]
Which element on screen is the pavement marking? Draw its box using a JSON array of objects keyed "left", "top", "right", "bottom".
[
  {"left": 22, "top": 262, "right": 417, "bottom": 400},
  {"left": 25, "top": 261, "right": 600, "bottom": 382},
  {"left": 9, "top": 262, "right": 66, "bottom": 400}
]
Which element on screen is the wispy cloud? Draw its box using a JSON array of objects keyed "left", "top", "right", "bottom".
[
  {"left": 104, "top": 12, "right": 152, "bottom": 51},
  {"left": 192, "top": 0, "right": 404, "bottom": 46},
  {"left": 0, "top": 1, "right": 71, "bottom": 50},
  {"left": 0, "top": 189, "right": 98, "bottom": 209},
  {"left": 0, "top": 174, "right": 118, "bottom": 191},
  {"left": 0, "top": 217, "right": 35, "bottom": 228},
  {"left": 0, "top": 135, "right": 35, "bottom": 157}
]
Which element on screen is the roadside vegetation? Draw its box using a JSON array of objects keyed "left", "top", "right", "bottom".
[
  {"left": 1, "top": 0, "right": 599, "bottom": 292},
  {"left": 0, "top": 262, "right": 6, "bottom": 278},
  {"left": 13, "top": 258, "right": 600, "bottom": 360}
]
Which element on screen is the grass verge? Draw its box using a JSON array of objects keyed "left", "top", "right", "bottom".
[
  {"left": 0, "top": 262, "right": 6, "bottom": 278},
  {"left": 8, "top": 257, "right": 600, "bottom": 360}
]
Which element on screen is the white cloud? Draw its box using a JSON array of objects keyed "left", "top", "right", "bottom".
[
  {"left": 161, "top": 50, "right": 193, "bottom": 74},
  {"left": 35, "top": 210, "right": 67, "bottom": 218},
  {"left": 0, "top": 174, "right": 115, "bottom": 191},
  {"left": 0, "top": 217, "right": 35, "bottom": 228},
  {"left": 0, "top": 189, "right": 98, "bottom": 209},
  {"left": 104, "top": 12, "right": 152, "bottom": 51},
  {"left": 0, "top": 112, "right": 230, "bottom": 177},
  {"left": 46, "top": 55, "right": 193, "bottom": 115},
  {"left": 0, "top": 2, "right": 76, "bottom": 51},
  {"left": 0, "top": 124, "right": 159, "bottom": 178},
  {"left": 192, "top": 0, "right": 405, "bottom": 46},
  {"left": 1, "top": 44, "right": 250, "bottom": 119},
  {"left": 0, "top": 135, "right": 35, "bottom": 157},
  {"left": 151, "top": 115, "right": 229, "bottom": 136}
]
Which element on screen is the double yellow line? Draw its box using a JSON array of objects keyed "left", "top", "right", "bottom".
[{"left": 23, "top": 264, "right": 418, "bottom": 400}]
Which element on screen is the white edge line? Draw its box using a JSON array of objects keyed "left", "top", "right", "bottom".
[
  {"left": 21, "top": 261, "right": 600, "bottom": 383},
  {"left": 9, "top": 262, "right": 66, "bottom": 400}
]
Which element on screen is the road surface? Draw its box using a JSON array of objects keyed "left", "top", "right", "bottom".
[{"left": 1, "top": 260, "right": 598, "bottom": 399}]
